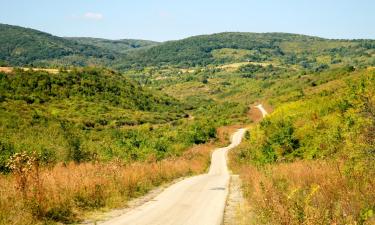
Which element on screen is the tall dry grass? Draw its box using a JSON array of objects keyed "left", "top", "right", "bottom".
[
  {"left": 232, "top": 160, "right": 374, "bottom": 225},
  {"left": 0, "top": 145, "right": 211, "bottom": 225}
]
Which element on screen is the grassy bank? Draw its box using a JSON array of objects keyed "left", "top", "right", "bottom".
[
  {"left": 231, "top": 160, "right": 374, "bottom": 224},
  {"left": 0, "top": 144, "right": 211, "bottom": 225},
  {"left": 230, "top": 69, "right": 374, "bottom": 224}
]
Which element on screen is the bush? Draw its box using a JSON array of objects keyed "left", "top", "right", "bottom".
[{"left": 0, "top": 140, "right": 15, "bottom": 173}]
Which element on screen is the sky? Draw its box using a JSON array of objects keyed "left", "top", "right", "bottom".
[{"left": 0, "top": 0, "right": 374, "bottom": 41}]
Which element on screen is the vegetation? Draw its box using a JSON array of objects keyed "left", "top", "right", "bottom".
[
  {"left": 0, "top": 23, "right": 374, "bottom": 224},
  {"left": 1, "top": 24, "right": 374, "bottom": 71},
  {"left": 0, "top": 146, "right": 211, "bottom": 224},
  {"left": 0, "top": 68, "right": 231, "bottom": 167},
  {"left": 118, "top": 32, "right": 375, "bottom": 69},
  {"left": 230, "top": 68, "right": 375, "bottom": 224},
  {"left": 66, "top": 37, "right": 159, "bottom": 54},
  {"left": 0, "top": 24, "right": 121, "bottom": 67},
  {"left": 0, "top": 68, "right": 239, "bottom": 224}
]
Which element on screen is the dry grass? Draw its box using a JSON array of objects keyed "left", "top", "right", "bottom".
[
  {"left": 0, "top": 123, "right": 240, "bottom": 224},
  {"left": 0, "top": 67, "right": 13, "bottom": 73},
  {"left": 0, "top": 146, "right": 211, "bottom": 225},
  {"left": 216, "top": 62, "right": 274, "bottom": 72},
  {"left": 0, "top": 67, "right": 61, "bottom": 74},
  {"left": 231, "top": 160, "right": 375, "bottom": 225}
]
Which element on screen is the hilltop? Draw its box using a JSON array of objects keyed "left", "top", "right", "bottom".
[
  {"left": 1, "top": 24, "right": 374, "bottom": 70},
  {"left": 118, "top": 32, "right": 375, "bottom": 69},
  {"left": 0, "top": 24, "right": 120, "bottom": 67}
]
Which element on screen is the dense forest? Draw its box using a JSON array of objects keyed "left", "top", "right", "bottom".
[
  {"left": 0, "top": 24, "right": 121, "bottom": 67},
  {"left": 66, "top": 37, "right": 159, "bottom": 54},
  {"left": 119, "top": 32, "right": 375, "bottom": 68}
]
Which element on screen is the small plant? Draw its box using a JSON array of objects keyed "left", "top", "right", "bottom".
[
  {"left": 7, "top": 151, "right": 45, "bottom": 219},
  {"left": 7, "top": 152, "right": 36, "bottom": 199}
]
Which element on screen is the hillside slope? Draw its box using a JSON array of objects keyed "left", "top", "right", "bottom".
[
  {"left": 0, "top": 68, "right": 189, "bottom": 167},
  {"left": 230, "top": 68, "right": 375, "bottom": 224},
  {"left": 1, "top": 25, "right": 374, "bottom": 70},
  {"left": 118, "top": 32, "right": 375, "bottom": 68},
  {"left": 66, "top": 37, "right": 159, "bottom": 54},
  {"left": 0, "top": 24, "right": 120, "bottom": 66}
]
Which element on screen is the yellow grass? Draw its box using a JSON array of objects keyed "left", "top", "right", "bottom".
[
  {"left": 0, "top": 146, "right": 211, "bottom": 224},
  {"left": 217, "top": 62, "right": 273, "bottom": 72},
  {"left": 0, "top": 67, "right": 61, "bottom": 74},
  {"left": 230, "top": 160, "right": 375, "bottom": 225}
]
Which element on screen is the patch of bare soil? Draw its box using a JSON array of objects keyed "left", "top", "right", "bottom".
[{"left": 248, "top": 103, "right": 273, "bottom": 122}]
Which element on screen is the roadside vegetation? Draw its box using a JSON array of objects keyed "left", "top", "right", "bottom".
[
  {"left": 230, "top": 68, "right": 374, "bottom": 224},
  {"left": 0, "top": 146, "right": 211, "bottom": 224}
]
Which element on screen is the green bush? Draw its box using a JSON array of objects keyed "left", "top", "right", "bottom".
[{"left": 0, "top": 140, "right": 15, "bottom": 172}]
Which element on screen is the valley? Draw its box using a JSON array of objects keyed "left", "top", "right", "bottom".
[{"left": 0, "top": 23, "right": 374, "bottom": 225}]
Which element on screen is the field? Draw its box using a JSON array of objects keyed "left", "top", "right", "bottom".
[{"left": 0, "top": 67, "right": 61, "bottom": 74}]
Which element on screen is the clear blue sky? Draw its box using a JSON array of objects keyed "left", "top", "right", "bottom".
[{"left": 1, "top": 0, "right": 374, "bottom": 41}]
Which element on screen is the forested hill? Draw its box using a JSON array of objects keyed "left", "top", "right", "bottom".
[
  {"left": 118, "top": 32, "right": 375, "bottom": 68},
  {"left": 1, "top": 24, "right": 374, "bottom": 69},
  {"left": 66, "top": 37, "right": 159, "bottom": 54},
  {"left": 0, "top": 68, "right": 183, "bottom": 113},
  {"left": 0, "top": 23, "right": 121, "bottom": 66},
  {"left": 0, "top": 67, "right": 193, "bottom": 170}
]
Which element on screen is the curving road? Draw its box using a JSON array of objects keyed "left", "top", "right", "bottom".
[
  {"left": 101, "top": 128, "right": 247, "bottom": 225},
  {"left": 100, "top": 104, "right": 268, "bottom": 225}
]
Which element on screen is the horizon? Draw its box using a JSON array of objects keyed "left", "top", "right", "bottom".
[{"left": 1, "top": 0, "right": 374, "bottom": 41}]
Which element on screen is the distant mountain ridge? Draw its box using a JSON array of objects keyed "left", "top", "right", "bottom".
[
  {"left": 0, "top": 23, "right": 374, "bottom": 69},
  {"left": 0, "top": 23, "right": 115, "bottom": 66},
  {"left": 0, "top": 23, "right": 157, "bottom": 67},
  {"left": 117, "top": 32, "right": 375, "bottom": 68}
]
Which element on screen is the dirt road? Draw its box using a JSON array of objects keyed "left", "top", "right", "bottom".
[
  {"left": 255, "top": 104, "right": 268, "bottom": 117},
  {"left": 101, "top": 128, "right": 247, "bottom": 225}
]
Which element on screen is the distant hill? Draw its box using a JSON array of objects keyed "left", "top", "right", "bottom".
[
  {"left": 1, "top": 24, "right": 374, "bottom": 69},
  {"left": 117, "top": 32, "right": 375, "bottom": 68},
  {"left": 66, "top": 37, "right": 159, "bottom": 54},
  {"left": 0, "top": 23, "right": 121, "bottom": 67}
]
